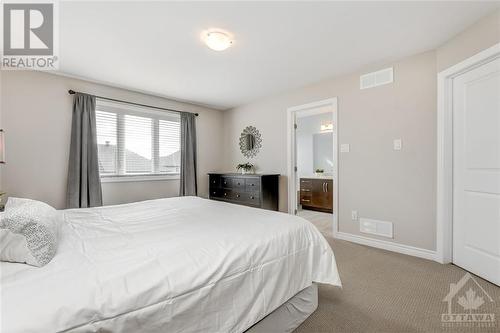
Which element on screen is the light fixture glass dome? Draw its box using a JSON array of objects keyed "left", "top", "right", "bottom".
[{"left": 203, "top": 30, "right": 233, "bottom": 51}]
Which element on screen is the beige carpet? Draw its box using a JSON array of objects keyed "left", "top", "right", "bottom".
[{"left": 295, "top": 212, "right": 500, "bottom": 333}]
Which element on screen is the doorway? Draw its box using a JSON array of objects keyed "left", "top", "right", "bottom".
[
  {"left": 287, "top": 98, "right": 338, "bottom": 236},
  {"left": 437, "top": 43, "right": 500, "bottom": 285}
]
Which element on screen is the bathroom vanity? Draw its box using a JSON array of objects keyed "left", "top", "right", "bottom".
[{"left": 299, "top": 177, "right": 333, "bottom": 213}]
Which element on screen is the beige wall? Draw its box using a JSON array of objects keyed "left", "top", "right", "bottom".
[
  {"left": 0, "top": 71, "right": 224, "bottom": 209},
  {"left": 437, "top": 9, "right": 500, "bottom": 71},
  {"left": 223, "top": 51, "right": 437, "bottom": 251}
]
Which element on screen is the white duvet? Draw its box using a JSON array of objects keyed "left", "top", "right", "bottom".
[{"left": 1, "top": 197, "right": 341, "bottom": 333}]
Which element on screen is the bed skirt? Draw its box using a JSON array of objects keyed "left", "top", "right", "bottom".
[{"left": 246, "top": 284, "right": 318, "bottom": 333}]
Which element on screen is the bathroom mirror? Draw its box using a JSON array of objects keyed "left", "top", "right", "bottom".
[
  {"left": 313, "top": 132, "right": 334, "bottom": 174},
  {"left": 239, "top": 126, "right": 262, "bottom": 158}
]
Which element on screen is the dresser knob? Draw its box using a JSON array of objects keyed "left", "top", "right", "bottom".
[
  {"left": 224, "top": 193, "right": 227, "bottom": 196},
  {"left": 250, "top": 196, "right": 254, "bottom": 199},
  {"left": 237, "top": 182, "right": 241, "bottom": 185},
  {"left": 236, "top": 194, "right": 240, "bottom": 198}
]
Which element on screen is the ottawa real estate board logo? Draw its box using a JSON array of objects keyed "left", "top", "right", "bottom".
[
  {"left": 442, "top": 273, "right": 496, "bottom": 329},
  {"left": 1, "top": 1, "right": 59, "bottom": 70}
]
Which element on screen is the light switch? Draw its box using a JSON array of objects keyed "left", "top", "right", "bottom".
[
  {"left": 393, "top": 139, "right": 402, "bottom": 151},
  {"left": 341, "top": 144, "right": 350, "bottom": 153}
]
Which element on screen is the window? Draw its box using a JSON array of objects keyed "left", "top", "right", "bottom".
[{"left": 95, "top": 99, "right": 181, "bottom": 180}]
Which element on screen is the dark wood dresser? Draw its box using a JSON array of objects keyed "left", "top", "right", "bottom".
[
  {"left": 209, "top": 173, "right": 279, "bottom": 211},
  {"left": 300, "top": 178, "right": 333, "bottom": 213}
]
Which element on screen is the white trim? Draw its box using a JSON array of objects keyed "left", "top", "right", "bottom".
[
  {"left": 436, "top": 43, "right": 500, "bottom": 264},
  {"left": 101, "top": 174, "right": 180, "bottom": 183},
  {"left": 295, "top": 106, "right": 331, "bottom": 118},
  {"left": 286, "top": 98, "right": 339, "bottom": 235},
  {"left": 335, "top": 232, "right": 437, "bottom": 261}
]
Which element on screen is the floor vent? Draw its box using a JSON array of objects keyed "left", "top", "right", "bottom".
[
  {"left": 360, "top": 67, "right": 393, "bottom": 89},
  {"left": 359, "top": 218, "right": 393, "bottom": 238}
]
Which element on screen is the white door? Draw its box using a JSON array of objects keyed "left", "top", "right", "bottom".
[{"left": 452, "top": 57, "right": 500, "bottom": 285}]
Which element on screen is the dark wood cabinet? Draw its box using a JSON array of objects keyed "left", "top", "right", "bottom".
[
  {"left": 300, "top": 178, "right": 333, "bottom": 213},
  {"left": 209, "top": 173, "right": 279, "bottom": 211}
]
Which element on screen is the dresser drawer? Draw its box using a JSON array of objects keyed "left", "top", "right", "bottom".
[
  {"left": 221, "top": 177, "right": 232, "bottom": 188},
  {"left": 232, "top": 178, "right": 246, "bottom": 189},
  {"left": 239, "top": 192, "right": 260, "bottom": 206},
  {"left": 209, "top": 175, "right": 220, "bottom": 188},
  {"left": 245, "top": 178, "right": 260, "bottom": 192},
  {"left": 220, "top": 189, "right": 235, "bottom": 200},
  {"left": 210, "top": 188, "right": 221, "bottom": 198}
]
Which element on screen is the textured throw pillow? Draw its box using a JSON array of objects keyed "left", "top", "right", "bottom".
[{"left": 0, "top": 198, "right": 59, "bottom": 267}]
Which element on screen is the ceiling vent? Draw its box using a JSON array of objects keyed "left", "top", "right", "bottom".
[{"left": 360, "top": 67, "right": 393, "bottom": 89}]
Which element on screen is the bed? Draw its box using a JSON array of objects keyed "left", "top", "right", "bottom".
[{"left": 1, "top": 196, "right": 341, "bottom": 332}]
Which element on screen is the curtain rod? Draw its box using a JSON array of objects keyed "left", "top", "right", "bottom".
[{"left": 68, "top": 90, "right": 199, "bottom": 116}]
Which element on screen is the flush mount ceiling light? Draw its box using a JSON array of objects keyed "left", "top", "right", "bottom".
[{"left": 202, "top": 30, "right": 233, "bottom": 51}]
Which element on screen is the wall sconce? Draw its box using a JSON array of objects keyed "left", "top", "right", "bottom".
[
  {"left": 0, "top": 129, "right": 5, "bottom": 164},
  {"left": 320, "top": 123, "right": 333, "bottom": 132}
]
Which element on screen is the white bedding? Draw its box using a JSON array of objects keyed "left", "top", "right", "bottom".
[{"left": 1, "top": 196, "right": 341, "bottom": 333}]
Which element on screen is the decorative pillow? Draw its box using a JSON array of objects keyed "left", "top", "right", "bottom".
[{"left": 0, "top": 198, "right": 59, "bottom": 267}]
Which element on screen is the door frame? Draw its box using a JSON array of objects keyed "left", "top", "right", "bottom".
[
  {"left": 286, "top": 98, "right": 339, "bottom": 235},
  {"left": 436, "top": 43, "right": 500, "bottom": 264}
]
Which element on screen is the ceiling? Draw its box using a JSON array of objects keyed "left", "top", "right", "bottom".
[{"left": 58, "top": 1, "right": 499, "bottom": 110}]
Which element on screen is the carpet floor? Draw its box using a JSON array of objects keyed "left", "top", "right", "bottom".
[{"left": 295, "top": 211, "right": 500, "bottom": 333}]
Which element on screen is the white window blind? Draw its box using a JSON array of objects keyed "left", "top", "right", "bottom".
[{"left": 95, "top": 99, "right": 180, "bottom": 179}]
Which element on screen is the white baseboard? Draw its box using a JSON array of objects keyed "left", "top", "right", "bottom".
[{"left": 333, "top": 231, "right": 437, "bottom": 262}]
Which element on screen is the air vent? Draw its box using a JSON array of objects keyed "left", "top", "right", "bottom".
[
  {"left": 359, "top": 218, "right": 393, "bottom": 238},
  {"left": 360, "top": 67, "right": 393, "bottom": 89}
]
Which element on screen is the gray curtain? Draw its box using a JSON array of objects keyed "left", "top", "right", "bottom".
[
  {"left": 66, "top": 93, "right": 103, "bottom": 208},
  {"left": 179, "top": 112, "right": 197, "bottom": 196}
]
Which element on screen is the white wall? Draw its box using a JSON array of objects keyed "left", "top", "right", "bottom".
[{"left": 0, "top": 71, "right": 225, "bottom": 209}]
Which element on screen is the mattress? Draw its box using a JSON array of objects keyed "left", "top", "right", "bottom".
[{"left": 1, "top": 196, "right": 340, "bottom": 333}]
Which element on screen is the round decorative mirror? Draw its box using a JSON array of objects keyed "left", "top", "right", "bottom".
[{"left": 239, "top": 126, "right": 262, "bottom": 158}]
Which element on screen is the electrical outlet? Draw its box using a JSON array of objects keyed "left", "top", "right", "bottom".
[
  {"left": 351, "top": 210, "right": 358, "bottom": 221},
  {"left": 393, "top": 139, "right": 402, "bottom": 151}
]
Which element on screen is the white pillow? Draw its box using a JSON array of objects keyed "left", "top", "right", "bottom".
[{"left": 0, "top": 198, "right": 59, "bottom": 267}]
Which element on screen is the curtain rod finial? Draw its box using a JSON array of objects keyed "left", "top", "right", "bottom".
[{"left": 68, "top": 90, "right": 76, "bottom": 95}]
